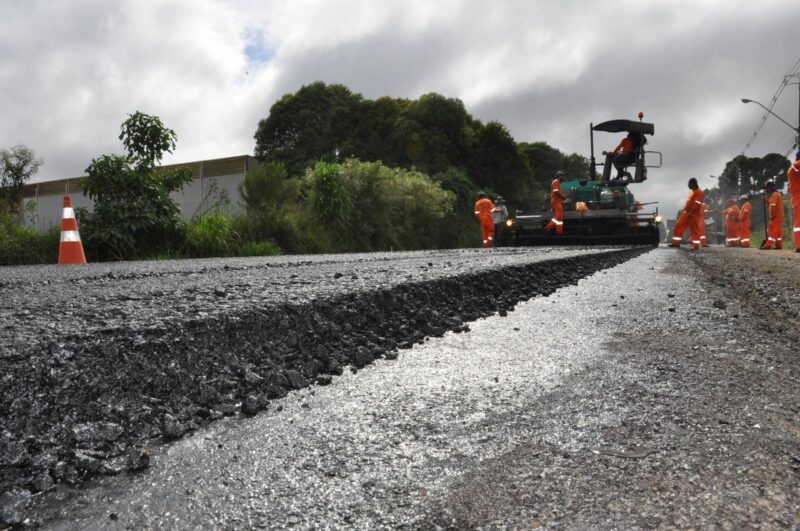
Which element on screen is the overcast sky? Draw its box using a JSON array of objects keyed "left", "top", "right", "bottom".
[{"left": 2, "top": 0, "right": 799, "bottom": 212}]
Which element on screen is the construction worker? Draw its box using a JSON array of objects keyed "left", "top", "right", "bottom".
[
  {"left": 491, "top": 195, "right": 509, "bottom": 248},
  {"left": 700, "top": 195, "right": 713, "bottom": 247},
  {"left": 543, "top": 171, "right": 568, "bottom": 235},
  {"left": 738, "top": 195, "right": 752, "bottom": 248},
  {"left": 762, "top": 182, "right": 784, "bottom": 250},
  {"left": 721, "top": 197, "right": 741, "bottom": 247},
  {"left": 474, "top": 191, "right": 495, "bottom": 248},
  {"left": 670, "top": 177, "right": 704, "bottom": 250},
  {"left": 609, "top": 133, "right": 646, "bottom": 179},
  {"left": 788, "top": 150, "right": 800, "bottom": 252}
]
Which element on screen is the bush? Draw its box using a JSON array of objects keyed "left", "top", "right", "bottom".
[
  {"left": 186, "top": 212, "right": 238, "bottom": 257},
  {"left": 240, "top": 241, "right": 282, "bottom": 256},
  {"left": 303, "top": 159, "right": 455, "bottom": 252},
  {"left": 0, "top": 224, "right": 59, "bottom": 265}
]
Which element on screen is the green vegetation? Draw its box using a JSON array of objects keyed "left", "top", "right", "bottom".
[
  {"left": 0, "top": 144, "right": 51, "bottom": 265},
  {"left": 304, "top": 159, "right": 455, "bottom": 252},
  {"left": 4, "top": 83, "right": 593, "bottom": 264},
  {"left": 77, "top": 112, "right": 193, "bottom": 261},
  {"left": 0, "top": 208, "right": 59, "bottom": 265},
  {"left": 255, "top": 81, "right": 588, "bottom": 214},
  {"left": 240, "top": 240, "right": 281, "bottom": 257},
  {"left": 186, "top": 212, "right": 238, "bottom": 258},
  {"left": 1, "top": 145, "right": 42, "bottom": 217}
]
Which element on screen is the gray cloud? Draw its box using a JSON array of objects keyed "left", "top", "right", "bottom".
[{"left": 1, "top": 0, "right": 799, "bottom": 214}]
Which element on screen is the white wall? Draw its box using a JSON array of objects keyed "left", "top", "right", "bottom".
[{"left": 25, "top": 173, "right": 245, "bottom": 233}]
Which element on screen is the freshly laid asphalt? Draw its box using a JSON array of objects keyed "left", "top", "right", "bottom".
[
  {"left": 1, "top": 246, "right": 646, "bottom": 525},
  {"left": 20, "top": 247, "right": 800, "bottom": 529}
]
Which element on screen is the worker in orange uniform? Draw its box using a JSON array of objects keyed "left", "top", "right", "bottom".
[
  {"left": 544, "top": 171, "right": 569, "bottom": 235},
  {"left": 609, "top": 133, "right": 646, "bottom": 179},
  {"left": 670, "top": 177, "right": 704, "bottom": 249},
  {"left": 700, "top": 195, "right": 712, "bottom": 247},
  {"left": 762, "top": 181, "right": 784, "bottom": 250},
  {"left": 788, "top": 150, "right": 800, "bottom": 252},
  {"left": 474, "top": 191, "right": 495, "bottom": 248},
  {"left": 721, "top": 198, "right": 741, "bottom": 247},
  {"left": 738, "top": 195, "right": 752, "bottom": 248}
]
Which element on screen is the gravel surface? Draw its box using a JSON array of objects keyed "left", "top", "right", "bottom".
[
  {"left": 9, "top": 246, "right": 798, "bottom": 529},
  {"left": 0, "top": 246, "right": 647, "bottom": 521}
]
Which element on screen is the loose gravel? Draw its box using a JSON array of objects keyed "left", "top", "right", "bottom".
[{"left": 0, "top": 246, "right": 647, "bottom": 523}]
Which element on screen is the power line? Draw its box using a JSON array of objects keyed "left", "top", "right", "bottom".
[
  {"left": 783, "top": 140, "right": 797, "bottom": 158},
  {"left": 741, "top": 56, "right": 800, "bottom": 155},
  {"left": 774, "top": 129, "right": 795, "bottom": 154}
]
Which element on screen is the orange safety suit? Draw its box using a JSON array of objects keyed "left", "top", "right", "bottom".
[
  {"left": 671, "top": 188, "right": 704, "bottom": 249},
  {"left": 722, "top": 205, "right": 741, "bottom": 247},
  {"left": 788, "top": 160, "right": 800, "bottom": 249},
  {"left": 738, "top": 201, "right": 751, "bottom": 247},
  {"left": 612, "top": 137, "right": 634, "bottom": 156},
  {"left": 474, "top": 197, "right": 495, "bottom": 248},
  {"left": 700, "top": 203, "right": 711, "bottom": 247},
  {"left": 763, "top": 190, "right": 784, "bottom": 249},
  {"left": 543, "top": 178, "right": 566, "bottom": 235}
]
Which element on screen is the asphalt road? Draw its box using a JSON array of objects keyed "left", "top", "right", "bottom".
[
  {"left": 1, "top": 246, "right": 646, "bottom": 525},
  {"left": 25, "top": 247, "right": 800, "bottom": 529}
]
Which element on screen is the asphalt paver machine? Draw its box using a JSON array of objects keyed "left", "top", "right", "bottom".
[{"left": 505, "top": 114, "right": 663, "bottom": 246}]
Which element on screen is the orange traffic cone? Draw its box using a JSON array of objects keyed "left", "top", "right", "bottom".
[{"left": 58, "top": 195, "right": 87, "bottom": 265}]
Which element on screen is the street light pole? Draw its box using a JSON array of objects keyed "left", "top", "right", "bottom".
[{"left": 741, "top": 98, "right": 800, "bottom": 143}]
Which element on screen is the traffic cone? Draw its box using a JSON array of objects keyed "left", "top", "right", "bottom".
[{"left": 58, "top": 195, "right": 87, "bottom": 265}]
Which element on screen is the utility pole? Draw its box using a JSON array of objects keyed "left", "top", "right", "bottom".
[{"left": 785, "top": 73, "right": 800, "bottom": 148}]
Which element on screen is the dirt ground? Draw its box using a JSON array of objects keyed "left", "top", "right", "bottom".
[{"left": 691, "top": 247, "right": 800, "bottom": 336}]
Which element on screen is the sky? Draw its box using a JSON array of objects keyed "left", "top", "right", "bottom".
[{"left": 1, "top": 0, "right": 799, "bottom": 213}]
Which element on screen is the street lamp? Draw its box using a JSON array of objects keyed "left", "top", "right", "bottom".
[{"left": 741, "top": 98, "right": 800, "bottom": 148}]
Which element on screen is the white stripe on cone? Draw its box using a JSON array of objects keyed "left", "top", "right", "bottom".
[
  {"left": 61, "top": 230, "right": 81, "bottom": 242},
  {"left": 62, "top": 207, "right": 75, "bottom": 219}
]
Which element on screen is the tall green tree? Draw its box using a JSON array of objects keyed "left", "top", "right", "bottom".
[
  {"left": 79, "top": 112, "right": 192, "bottom": 260},
  {"left": 470, "top": 121, "right": 532, "bottom": 205},
  {"left": 352, "top": 96, "right": 409, "bottom": 165},
  {"left": 254, "top": 82, "right": 363, "bottom": 176},
  {"left": 236, "top": 161, "right": 302, "bottom": 250},
  {"left": 716, "top": 153, "right": 790, "bottom": 199},
  {"left": 0, "top": 145, "right": 42, "bottom": 216},
  {"left": 391, "top": 93, "right": 471, "bottom": 175},
  {"left": 562, "top": 152, "right": 591, "bottom": 181}
]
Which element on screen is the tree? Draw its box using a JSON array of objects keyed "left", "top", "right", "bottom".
[
  {"left": 79, "top": 112, "right": 192, "bottom": 260},
  {"left": 351, "top": 96, "right": 409, "bottom": 165},
  {"left": 470, "top": 121, "right": 532, "bottom": 205},
  {"left": 562, "top": 152, "right": 591, "bottom": 181},
  {"left": 0, "top": 145, "right": 42, "bottom": 216},
  {"left": 306, "top": 161, "right": 353, "bottom": 231},
  {"left": 235, "top": 161, "right": 302, "bottom": 249},
  {"left": 716, "top": 153, "right": 790, "bottom": 199},
  {"left": 254, "top": 82, "right": 363, "bottom": 176},
  {"left": 252, "top": 82, "right": 593, "bottom": 224},
  {"left": 391, "top": 93, "right": 471, "bottom": 175}
]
